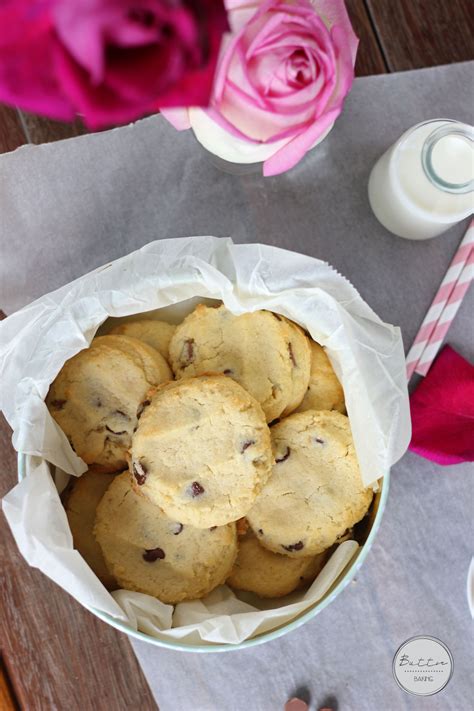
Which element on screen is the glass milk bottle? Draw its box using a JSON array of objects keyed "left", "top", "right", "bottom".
[{"left": 368, "top": 119, "right": 473, "bottom": 240}]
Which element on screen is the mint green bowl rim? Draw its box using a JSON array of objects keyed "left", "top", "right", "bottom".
[{"left": 18, "top": 453, "right": 389, "bottom": 653}]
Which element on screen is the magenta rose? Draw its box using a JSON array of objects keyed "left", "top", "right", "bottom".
[
  {"left": 164, "top": 0, "right": 358, "bottom": 175},
  {"left": 0, "top": 0, "right": 228, "bottom": 129}
]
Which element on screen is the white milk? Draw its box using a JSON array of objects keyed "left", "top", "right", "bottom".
[{"left": 368, "top": 119, "right": 473, "bottom": 240}]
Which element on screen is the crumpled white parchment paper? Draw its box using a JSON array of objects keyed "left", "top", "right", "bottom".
[{"left": 0, "top": 236, "right": 410, "bottom": 644}]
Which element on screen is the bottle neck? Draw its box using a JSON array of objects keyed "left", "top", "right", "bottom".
[{"left": 421, "top": 121, "right": 473, "bottom": 195}]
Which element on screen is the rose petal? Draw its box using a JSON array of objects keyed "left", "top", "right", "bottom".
[
  {"left": 263, "top": 105, "right": 339, "bottom": 175},
  {"left": 327, "top": 24, "right": 356, "bottom": 109},
  {"left": 189, "top": 0, "right": 358, "bottom": 175},
  {"left": 161, "top": 108, "right": 191, "bottom": 130},
  {"left": 313, "top": 0, "right": 358, "bottom": 63},
  {"left": 52, "top": 1, "right": 198, "bottom": 84},
  {"left": 0, "top": 3, "right": 74, "bottom": 121},
  {"left": 54, "top": 43, "right": 151, "bottom": 129}
]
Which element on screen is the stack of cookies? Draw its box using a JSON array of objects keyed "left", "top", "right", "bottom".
[{"left": 49, "top": 304, "right": 373, "bottom": 604}]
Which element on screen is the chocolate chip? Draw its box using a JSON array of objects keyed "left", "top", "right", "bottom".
[
  {"left": 273, "top": 313, "right": 282, "bottom": 321},
  {"left": 171, "top": 523, "right": 184, "bottom": 535},
  {"left": 105, "top": 425, "right": 127, "bottom": 435},
  {"left": 209, "top": 526, "right": 217, "bottom": 531},
  {"left": 136, "top": 399, "right": 151, "bottom": 419},
  {"left": 258, "top": 529, "right": 264, "bottom": 535},
  {"left": 189, "top": 481, "right": 205, "bottom": 497},
  {"left": 142, "top": 547, "right": 165, "bottom": 562},
  {"left": 282, "top": 541, "right": 304, "bottom": 552},
  {"left": 223, "top": 369, "right": 233, "bottom": 375},
  {"left": 315, "top": 437, "right": 325, "bottom": 445},
  {"left": 275, "top": 446, "right": 290, "bottom": 463},
  {"left": 288, "top": 342, "right": 297, "bottom": 366},
  {"left": 133, "top": 461, "right": 148, "bottom": 486},
  {"left": 240, "top": 439, "right": 255, "bottom": 453},
  {"left": 50, "top": 399, "right": 66, "bottom": 410},
  {"left": 180, "top": 338, "right": 195, "bottom": 366}
]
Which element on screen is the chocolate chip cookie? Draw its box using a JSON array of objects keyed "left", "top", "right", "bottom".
[
  {"left": 94, "top": 472, "right": 237, "bottom": 604},
  {"left": 47, "top": 335, "right": 171, "bottom": 471},
  {"left": 169, "top": 306, "right": 310, "bottom": 422},
  {"left": 109, "top": 319, "right": 176, "bottom": 361},
  {"left": 64, "top": 469, "right": 118, "bottom": 588},
  {"left": 295, "top": 340, "right": 345, "bottom": 414},
  {"left": 131, "top": 374, "right": 272, "bottom": 527},
  {"left": 227, "top": 530, "right": 327, "bottom": 598},
  {"left": 247, "top": 410, "right": 373, "bottom": 556}
]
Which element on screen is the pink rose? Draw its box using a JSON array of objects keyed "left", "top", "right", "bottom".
[
  {"left": 0, "top": 0, "right": 228, "bottom": 129},
  {"left": 164, "top": 0, "right": 358, "bottom": 176}
]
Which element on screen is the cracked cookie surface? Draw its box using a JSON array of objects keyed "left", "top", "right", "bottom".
[
  {"left": 64, "top": 469, "right": 118, "bottom": 589},
  {"left": 169, "top": 305, "right": 309, "bottom": 422},
  {"left": 94, "top": 472, "right": 237, "bottom": 604},
  {"left": 47, "top": 335, "right": 171, "bottom": 471},
  {"left": 109, "top": 319, "right": 176, "bottom": 361},
  {"left": 227, "top": 530, "right": 327, "bottom": 598},
  {"left": 131, "top": 374, "right": 273, "bottom": 527},
  {"left": 247, "top": 410, "right": 373, "bottom": 556},
  {"left": 295, "top": 340, "right": 345, "bottom": 414}
]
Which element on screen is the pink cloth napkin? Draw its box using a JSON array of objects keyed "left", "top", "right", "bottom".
[{"left": 409, "top": 345, "right": 474, "bottom": 465}]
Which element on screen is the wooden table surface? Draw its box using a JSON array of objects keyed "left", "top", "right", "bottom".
[{"left": 0, "top": 2, "right": 472, "bottom": 709}]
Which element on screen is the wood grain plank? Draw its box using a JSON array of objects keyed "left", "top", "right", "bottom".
[
  {"left": 0, "top": 107, "right": 26, "bottom": 155},
  {"left": 346, "top": 0, "right": 387, "bottom": 76},
  {"left": 366, "top": 0, "right": 474, "bottom": 71},
  {"left": 20, "top": 112, "right": 87, "bottom": 145},
  {"left": 0, "top": 659, "right": 19, "bottom": 711},
  {"left": 0, "top": 414, "right": 158, "bottom": 711}
]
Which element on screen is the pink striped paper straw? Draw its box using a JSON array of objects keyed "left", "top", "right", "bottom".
[
  {"left": 406, "top": 219, "right": 474, "bottom": 380},
  {"left": 415, "top": 248, "right": 474, "bottom": 376}
]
